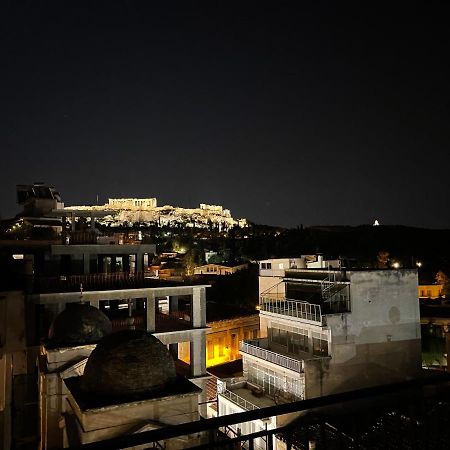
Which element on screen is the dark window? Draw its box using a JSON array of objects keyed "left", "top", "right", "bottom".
[{"left": 312, "top": 337, "right": 328, "bottom": 356}]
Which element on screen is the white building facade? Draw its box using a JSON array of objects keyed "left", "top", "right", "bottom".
[{"left": 218, "top": 259, "right": 422, "bottom": 448}]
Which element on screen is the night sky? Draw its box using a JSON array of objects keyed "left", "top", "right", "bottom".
[{"left": 1, "top": 1, "right": 449, "bottom": 228}]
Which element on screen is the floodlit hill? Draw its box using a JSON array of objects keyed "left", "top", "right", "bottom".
[{"left": 66, "top": 197, "right": 248, "bottom": 230}]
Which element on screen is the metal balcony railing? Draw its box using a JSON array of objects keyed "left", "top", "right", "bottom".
[
  {"left": 69, "top": 374, "right": 450, "bottom": 450},
  {"left": 220, "top": 389, "right": 259, "bottom": 411},
  {"left": 260, "top": 297, "right": 322, "bottom": 323},
  {"left": 240, "top": 340, "right": 304, "bottom": 373}
]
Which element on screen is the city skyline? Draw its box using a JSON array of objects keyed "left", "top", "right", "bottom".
[{"left": 1, "top": 2, "right": 449, "bottom": 229}]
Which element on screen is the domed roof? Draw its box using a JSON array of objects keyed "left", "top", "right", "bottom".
[
  {"left": 81, "top": 330, "right": 176, "bottom": 398},
  {"left": 48, "top": 303, "right": 112, "bottom": 348}
]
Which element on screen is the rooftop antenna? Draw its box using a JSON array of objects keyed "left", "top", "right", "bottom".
[{"left": 96, "top": 194, "right": 99, "bottom": 205}]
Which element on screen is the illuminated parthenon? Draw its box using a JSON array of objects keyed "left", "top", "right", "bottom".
[{"left": 67, "top": 198, "right": 248, "bottom": 230}]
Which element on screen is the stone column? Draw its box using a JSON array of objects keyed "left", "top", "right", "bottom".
[
  {"left": 90, "top": 213, "right": 95, "bottom": 229},
  {"left": 190, "top": 331, "right": 206, "bottom": 377},
  {"left": 146, "top": 292, "right": 156, "bottom": 332},
  {"left": 192, "top": 287, "right": 206, "bottom": 328},
  {"left": 71, "top": 212, "right": 75, "bottom": 231}
]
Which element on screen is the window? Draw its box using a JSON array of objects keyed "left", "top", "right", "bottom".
[
  {"left": 288, "top": 332, "right": 309, "bottom": 354},
  {"left": 312, "top": 337, "right": 328, "bottom": 356},
  {"left": 271, "top": 327, "right": 288, "bottom": 346},
  {"left": 261, "top": 262, "right": 272, "bottom": 270}
]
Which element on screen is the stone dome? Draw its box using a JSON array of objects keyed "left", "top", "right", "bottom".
[
  {"left": 48, "top": 303, "right": 112, "bottom": 348},
  {"left": 81, "top": 330, "right": 177, "bottom": 397}
]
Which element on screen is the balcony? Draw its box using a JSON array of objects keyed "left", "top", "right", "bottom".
[
  {"left": 218, "top": 379, "right": 280, "bottom": 411},
  {"left": 240, "top": 339, "right": 304, "bottom": 373},
  {"left": 110, "top": 311, "right": 192, "bottom": 333},
  {"left": 34, "top": 272, "right": 189, "bottom": 293},
  {"left": 220, "top": 388, "right": 259, "bottom": 411},
  {"left": 260, "top": 297, "right": 323, "bottom": 324}
]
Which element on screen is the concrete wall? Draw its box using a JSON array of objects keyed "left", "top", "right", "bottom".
[
  {"left": 178, "top": 315, "right": 260, "bottom": 368},
  {"left": 0, "top": 292, "right": 27, "bottom": 375},
  {"left": 259, "top": 276, "right": 285, "bottom": 299},
  {"left": 305, "top": 269, "right": 422, "bottom": 398},
  {"left": 66, "top": 389, "right": 200, "bottom": 445},
  {"left": 39, "top": 345, "right": 94, "bottom": 450}
]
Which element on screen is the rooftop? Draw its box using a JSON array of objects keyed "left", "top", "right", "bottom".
[
  {"left": 65, "top": 375, "right": 201, "bottom": 410},
  {"left": 33, "top": 273, "right": 209, "bottom": 294}
]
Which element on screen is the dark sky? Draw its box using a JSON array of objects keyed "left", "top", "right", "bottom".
[{"left": 1, "top": 1, "right": 449, "bottom": 228}]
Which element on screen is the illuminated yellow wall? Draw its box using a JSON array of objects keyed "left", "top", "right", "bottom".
[
  {"left": 178, "top": 315, "right": 260, "bottom": 368},
  {"left": 419, "top": 284, "right": 443, "bottom": 298}
]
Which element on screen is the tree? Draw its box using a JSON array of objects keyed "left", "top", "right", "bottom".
[
  {"left": 436, "top": 271, "right": 450, "bottom": 297},
  {"left": 377, "top": 250, "right": 390, "bottom": 268}
]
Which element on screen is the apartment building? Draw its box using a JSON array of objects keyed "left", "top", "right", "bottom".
[{"left": 218, "top": 258, "right": 422, "bottom": 448}]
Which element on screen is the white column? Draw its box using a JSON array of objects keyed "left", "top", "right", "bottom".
[
  {"left": 192, "top": 287, "right": 206, "bottom": 328},
  {"left": 146, "top": 292, "right": 156, "bottom": 332},
  {"left": 190, "top": 331, "right": 206, "bottom": 377}
]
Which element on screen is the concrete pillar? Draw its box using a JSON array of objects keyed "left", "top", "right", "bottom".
[
  {"left": 62, "top": 216, "right": 67, "bottom": 244},
  {"left": 308, "top": 328, "right": 314, "bottom": 353},
  {"left": 146, "top": 292, "right": 156, "bottom": 332},
  {"left": 190, "top": 331, "right": 206, "bottom": 377},
  {"left": 24, "top": 254, "right": 34, "bottom": 294},
  {"left": 192, "top": 287, "right": 206, "bottom": 328},
  {"left": 0, "top": 353, "right": 12, "bottom": 450},
  {"left": 136, "top": 252, "right": 143, "bottom": 273},
  {"left": 83, "top": 254, "right": 90, "bottom": 274}
]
